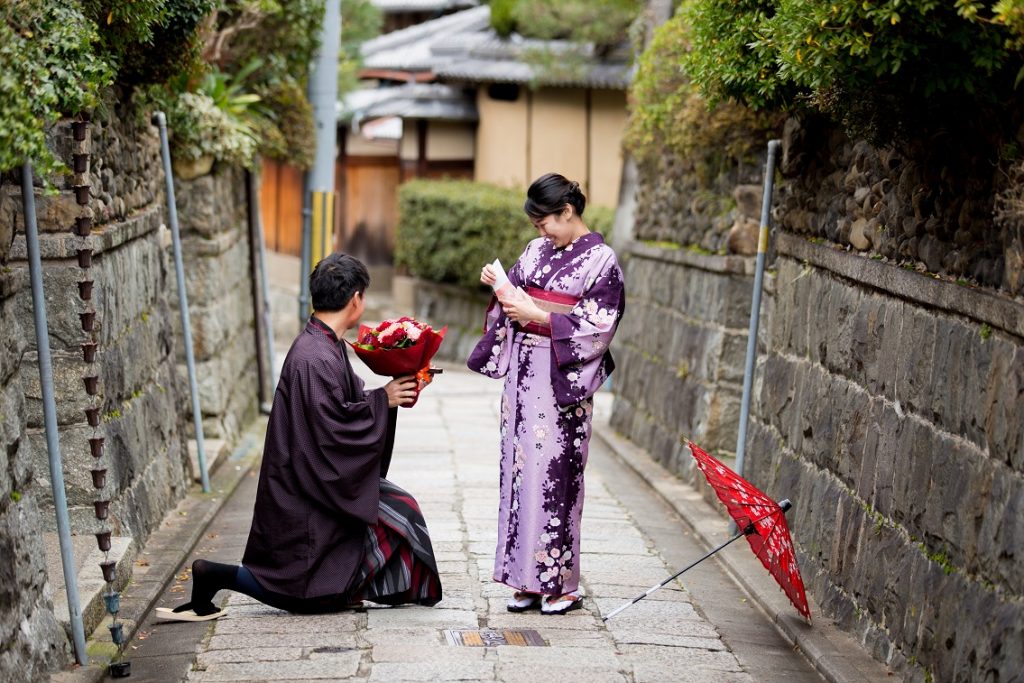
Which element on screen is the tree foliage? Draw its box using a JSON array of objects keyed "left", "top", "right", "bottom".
[
  {"left": 488, "top": 0, "right": 642, "bottom": 51},
  {"left": 338, "top": 0, "right": 383, "bottom": 98},
  {"left": 624, "top": 12, "right": 780, "bottom": 166},
  {"left": 1, "top": 0, "right": 325, "bottom": 175},
  {"left": 683, "top": 0, "right": 1024, "bottom": 142},
  {"left": 0, "top": 1, "right": 113, "bottom": 176},
  {"left": 80, "top": 0, "right": 215, "bottom": 85}
]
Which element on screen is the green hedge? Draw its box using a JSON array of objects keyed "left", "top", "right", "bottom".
[{"left": 396, "top": 179, "right": 614, "bottom": 289}]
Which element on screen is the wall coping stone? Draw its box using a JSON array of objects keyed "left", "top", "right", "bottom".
[
  {"left": 182, "top": 225, "right": 244, "bottom": 259},
  {"left": 8, "top": 206, "right": 163, "bottom": 261},
  {"left": 776, "top": 232, "right": 1024, "bottom": 339},
  {"left": 630, "top": 241, "right": 756, "bottom": 276}
]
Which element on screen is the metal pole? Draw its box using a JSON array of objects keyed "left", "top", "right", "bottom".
[
  {"left": 298, "top": 177, "right": 312, "bottom": 328},
  {"left": 249, "top": 170, "right": 278, "bottom": 409},
  {"left": 734, "top": 138, "right": 781, "bottom": 483},
  {"left": 21, "top": 162, "right": 88, "bottom": 664},
  {"left": 301, "top": 0, "right": 341, "bottom": 323},
  {"left": 152, "top": 112, "right": 210, "bottom": 493}
]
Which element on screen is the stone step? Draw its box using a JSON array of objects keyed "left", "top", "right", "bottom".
[
  {"left": 187, "top": 438, "right": 230, "bottom": 484},
  {"left": 44, "top": 532, "right": 136, "bottom": 645}
]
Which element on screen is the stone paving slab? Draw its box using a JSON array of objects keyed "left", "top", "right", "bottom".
[
  {"left": 494, "top": 664, "right": 629, "bottom": 683},
  {"left": 205, "top": 632, "right": 364, "bottom": 651},
  {"left": 366, "top": 660, "right": 497, "bottom": 681},
  {"left": 188, "top": 654, "right": 362, "bottom": 681},
  {"left": 196, "top": 647, "right": 305, "bottom": 666},
  {"left": 126, "top": 366, "right": 838, "bottom": 682}
]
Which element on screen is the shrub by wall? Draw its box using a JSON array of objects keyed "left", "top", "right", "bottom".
[{"left": 396, "top": 179, "right": 614, "bottom": 289}]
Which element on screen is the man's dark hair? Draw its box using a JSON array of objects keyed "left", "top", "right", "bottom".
[
  {"left": 309, "top": 253, "right": 370, "bottom": 312},
  {"left": 524, "top": 172, "right": 586, "bottom": 220}
]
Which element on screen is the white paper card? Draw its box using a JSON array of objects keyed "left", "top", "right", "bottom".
[{"left": 490, "top": 259, "right": 514, "bottom": 297}]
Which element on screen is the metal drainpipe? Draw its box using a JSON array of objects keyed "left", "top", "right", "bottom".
[
  {"left": 247, "top": 170, "right": 278, "bottom": 412},
  {"left": 734, "top": 139, "right": 782, "bottom": 482},
  {"left": 152, "top": 112, "right": 210, "bottom": 493},
  {"left": 245, "top": 171, "right": 267, "bottom": 408},
  {"left": 21, "top": 161, "right": 88, "bottom": 665}
]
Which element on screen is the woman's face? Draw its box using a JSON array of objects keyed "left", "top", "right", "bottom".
[{"left": 530, "top": 207, "right": 575, "bottom": 248}]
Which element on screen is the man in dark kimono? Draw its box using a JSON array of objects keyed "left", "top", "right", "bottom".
[{"left": 156, "top": 253, "right": 442, "bottom": 621}]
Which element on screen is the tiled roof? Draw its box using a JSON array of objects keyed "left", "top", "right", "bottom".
[
  {"left": 340, "top": 83, "right": 478, "bottom": 123},
  {"left": 360, "top": 6, "right": 491, "bottom": 72},
  {"left": 359, "top": 5, "right": 631, "bottom": 89},
  {"left": 370, "top": 0, "right": 477, "bottom": 13}
]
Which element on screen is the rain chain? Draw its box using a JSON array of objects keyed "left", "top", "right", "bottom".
[{"left": 70, "top": 120, "right": 130, "bottom": 678}]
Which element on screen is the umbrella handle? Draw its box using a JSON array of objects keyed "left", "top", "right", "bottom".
[{"left": 602, "top": 529, "right": 751, "bottom": 621}]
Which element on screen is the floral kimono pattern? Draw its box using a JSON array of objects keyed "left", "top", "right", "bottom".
[{"left": 467, "top": 232, "right": 625, "bottom": 595}]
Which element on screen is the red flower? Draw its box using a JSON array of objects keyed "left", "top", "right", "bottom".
[{"left": 348, "top": 317, "right": 448, "bottom": 408}]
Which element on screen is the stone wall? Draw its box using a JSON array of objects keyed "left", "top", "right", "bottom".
[
  {"left": 0, "top": 249, "right": 69, "bottom": 681},
  {"left": 746, "top": 235, "right": 1022, "bottom": 681},
  {"left": 171, "top": 165, "right": 259, "bottom": 442},
  {"left": 6, "top": 114, "right": 191, "bottom": 540},
  {"left": 611, "top": 116, "right": 1024, "bottom": 681},
  {"left": 0, "top": 106, "right": 261, "bottom": 675},
  {"left": 781, "top": 116, "right": 1022, "bottom": 296},
  {"left": 633, "top": 148, "right": 768, "bottom": 257},
  {"left": 609, "top": 243, "right": 756, "bottom": 482}
]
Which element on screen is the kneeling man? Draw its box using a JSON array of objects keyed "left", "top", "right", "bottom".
[{"left": 158, "top": 253, "right": 441, "bottom": 620}]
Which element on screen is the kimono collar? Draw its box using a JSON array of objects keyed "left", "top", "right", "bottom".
[
  {"left": 568, "top": 231, "right": 604, "bottom": 251},
  {"left": 307, "top": 316, "right": 340, "bottom": 343}
]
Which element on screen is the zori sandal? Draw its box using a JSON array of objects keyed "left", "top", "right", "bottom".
[
  {"left": 541, "top": 591, "right": 583, "bottom": 615},
  {"left": 154, "top": 602, "right": 226, "bottom": 622},
  {"left": 506, "top": 591, "right": 543, "bottom": 613}
]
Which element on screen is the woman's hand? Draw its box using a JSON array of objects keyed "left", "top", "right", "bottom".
[
  {"left": 480, "top": 264, "right": 497, "bottom": 287},
  {"left": 384, "top": 375, "right": 419, "bottom": 407},
  {"left": 499, "top": 288, "right": 549, "bottom": 325}
]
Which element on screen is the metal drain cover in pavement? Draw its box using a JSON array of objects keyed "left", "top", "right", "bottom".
[{"left": 444, "top": 629, "right": 548, "bottom": 647}]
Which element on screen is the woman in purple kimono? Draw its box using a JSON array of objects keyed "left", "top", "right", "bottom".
[{"left": 468, "top": 173, "right": 625, "bottom": 615}]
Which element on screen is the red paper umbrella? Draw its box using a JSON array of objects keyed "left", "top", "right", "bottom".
[
  {"left": 603, "top": 441, "right": 810, "bottom": 622},
  {"left": 689, "top": 440, "right": 811, "bottom": 620}
]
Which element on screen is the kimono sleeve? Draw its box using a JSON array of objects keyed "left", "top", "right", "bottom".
[
  {"left": 293, "top": 358, "right": 391, "bottom": 524},
  {"left": 466, "top": 256, "right": 526, "bottom": 378},
  {"left": 549, "top": 247, "right": 625, "bottom": 370}
]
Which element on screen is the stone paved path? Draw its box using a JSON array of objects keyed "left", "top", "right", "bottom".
[{"left": 135, "top": 365, "right": 819, "bottom": 682}]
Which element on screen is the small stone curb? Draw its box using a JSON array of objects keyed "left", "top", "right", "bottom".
[
  {"left": 51, "top": 417, "right": 267, "bottom": 683},
  {"left": 592, "top": 422, "right": 893, "bottom": 683}
]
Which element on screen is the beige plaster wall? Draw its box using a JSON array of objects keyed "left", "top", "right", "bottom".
[
  {"left": 474, "top": 85, "right": 626, "bottom": 207},
  {"left": 588, "top": 89, "right": 627, "bottom": 208},
  {"left": 475, "top": 89, "right": 529, "bottom": 188},
  {"left": 426, "top": 121, "right": 476, "bottom": 160},
  {"left": 399, "top": 125, "right": 418, "bottom": 161},
  {"left": 530, "top": 89, "right": 588, "bottom": 191}
]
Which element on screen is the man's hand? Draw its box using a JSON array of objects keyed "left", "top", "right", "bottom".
[{"left": 384, "top": 375, "right": 419, "bottom": 407}]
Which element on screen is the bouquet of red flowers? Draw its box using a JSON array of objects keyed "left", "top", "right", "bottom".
[{"left": 349, "top": 317, "right": 446, "bottom": 407}]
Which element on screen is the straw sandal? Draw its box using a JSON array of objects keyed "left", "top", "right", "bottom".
[
  {"left": 541, "top": 591, "right": 583, "bottom": 615},
  {"left": 154, "top": 602, "right": 226, "bottom": 622},
  {"left": 506, "top": 591, "right": 542, "bottom": 613}
]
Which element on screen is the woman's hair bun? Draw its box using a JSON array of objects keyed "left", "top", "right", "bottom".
[{"left": 524, "top": 173, "right": 587, "bottom": 219}]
